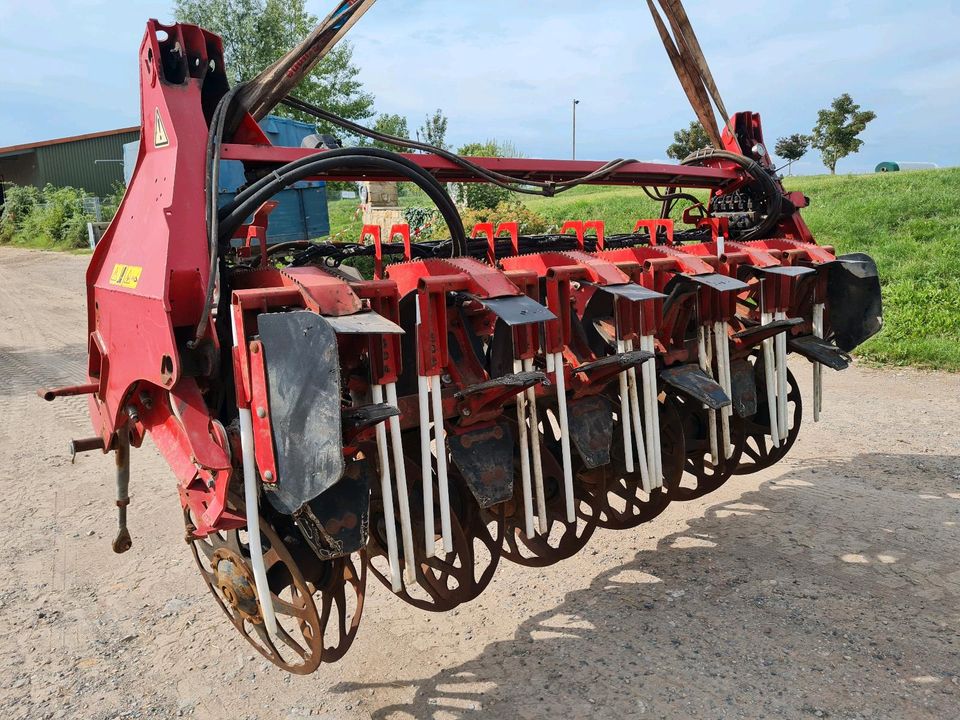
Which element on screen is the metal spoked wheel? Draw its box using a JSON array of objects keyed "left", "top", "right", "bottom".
[
  {"left": 669, "top": 391, "right": 746, "bottom": 501},
  {"left": 185, "top": 495, "right": 366, "bottom": 674},
  {"left": 493, "top": 414, "right": 602, "bottom": 567},
  {"left": 734, "top": 360, "right": 803, "bottom": 475},
  {"left": 367, "top": 451, "right": 502, "bottom": 612},
  {"left": 583, "top": 394, "right": 685, "bottom": 530}
]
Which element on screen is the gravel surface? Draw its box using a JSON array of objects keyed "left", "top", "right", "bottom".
[{"left": 1, "top": 247, "right": 957, "bottom": 719}]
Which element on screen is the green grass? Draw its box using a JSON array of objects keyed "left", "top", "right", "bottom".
[{"left": 784, "top": 170, "right": 960, "bottom": 371}]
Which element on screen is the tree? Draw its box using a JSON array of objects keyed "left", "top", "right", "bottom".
[
  {"left": 774, "top": 133, "right": 811, "bottom": 176},
  {"left": 173, "top": 0, "right": 374, "bottom": 137},
  {"left": 418, "top": 109, "right": 449, "bottom": 150},
  {"left": 811, "top": 93, "right": 876, "bottom": 174},
  {"left": 666, "top": 121, "right": 711, "bottom": 160},
  {"left": 369, "top": 113, "right": 410, "bottom": 150},
  {"left": 457, "top": 140, "right": 518, "bottom": 210}
]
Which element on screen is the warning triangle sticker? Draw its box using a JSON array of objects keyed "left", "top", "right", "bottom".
[{"left": 154, "top": 108, "right": 169, "bottom": 148}]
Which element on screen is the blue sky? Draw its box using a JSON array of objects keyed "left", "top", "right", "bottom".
[{"left": 1, "top": 0, "right": 957, "bottom": 174}]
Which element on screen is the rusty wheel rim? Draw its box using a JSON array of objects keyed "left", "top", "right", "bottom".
[
  {"left": 185, "top": 496, "right": 366, "bottom": 674},
  {"left": 734, "top": 363, "right": 802, "bottom": 475},
  {"left": 669, "top": 390, "right": 746, "bottom": 501},
  {"left": 367, "top": 454, "right": 502, "bottom": 611}
]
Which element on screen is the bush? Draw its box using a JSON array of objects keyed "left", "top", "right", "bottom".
[
  {"left": 0, "top": 183, "right": 101, "bottom": 249},
  {"left": 461, "top": 199, "right": 550, "bottom": 236}
]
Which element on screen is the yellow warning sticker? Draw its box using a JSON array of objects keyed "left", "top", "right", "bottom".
[
  {"left": 109, "top": 264, "right": 143, "bottom": 289},
  {"left": 154, "top": 108, "right": 169, "bottom": 148}
]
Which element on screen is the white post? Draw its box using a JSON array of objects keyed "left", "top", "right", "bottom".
[
  {"left": 417, "top": 374, "right": 435, "bottom": 558},
  {"left": 514, "top": 359, "right": 535, "bottom": 539},
  {"left": 813, "top": 302, "right": 824, "bottom": 422},
  {"left": 371, "top": 384, "right": 402, "bottom": 591},
  {"left": 760, "top": 312, "right": 781, "bottom": 448},
  {"left": 385, "top": 381, "right": 416, "bottom": 585},
  {"left": 642, "top": 335, "right": 664, "bottom": 488},
  {"left": 698, "top": 326, "right": 719, "bottom": 466},
  {"left": 430, "top": 374, "right": 453, "bottom": 553},
  {"left": 524, "top": 358, "right": 548, "bottom": 534},
  {"left": 774, "top": 311, "right": 789, "bottom": 442},
  {"left": 231, "top": 313, "right": 278, "bottom": 637},
  {"left": 616, "top": 340, "right": 636, "bottom": 475},
  {"left": 625, "top": 339, "right": 651, "bottom": 492},
  {"left": 714, "top": 321, "right": 733, "bottom": 459},
  {"left": 553, "top": 352, "right": 576, "bottom": 523}
]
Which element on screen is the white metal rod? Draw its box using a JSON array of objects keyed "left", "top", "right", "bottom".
[
  {"left": 552, "top": 352, "right": 576, "bottom": 523},
  {"left": 546, "top": 352, "right": 555, "bottom": 373},
  {"left": 616, "top": 340, "right": 636, "bottom": 475},
  {"left": 698, "top": 326, "right": 719, "bottom": 466},
  {"left": 372, "top": 384, "right": 401, "bottom": 591},
  {"left": 514, "top": 359, "right": 535, "bottom": 539},
  {"left": 625, "top": 340, "right": 651, "bottom": 492},
  {"left": 714, "top": 321, "right": 733, "bottom": 459},
  {"left": 643, "top": 335, "right": 664, "bottom": 489},
  {"left": 813, "top": 303, "right": 824, "bottom": 422},
  {"left": 430, "top": 374, "right": 453, "bottom": 553},
  {"left": 761, "top": 312, "right": 781, "bottom": 448},
  {"left": 774, "top": 311, "right": 789, "bottom": 442},
  {"left": 385, "top": 382, "right": 416, "bottom": 585},
  {"left": 230, "top": 313, "right": 278, "bottom": 637},
  {"left": 417, "top": 374, "right": 436, "bottom": 558},
  {"left": 524, "top": 358, "right": 548, "bottom": 534}
]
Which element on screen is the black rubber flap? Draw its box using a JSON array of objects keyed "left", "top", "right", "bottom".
[
  {"left": 788, "top": 335, "right": 851, "bottom": 371},
  {"left": 474, "top": 295, "right": 556, "bottom": 326},
  {"left": 827, "top": 253, "right": 883, "bottom": 352},
  {"left": 258, "top": 311, "right": 345, "bottom": 515},
  {"left": 568, "top": 394, "right": 614, "bottom": 469},
  {"left": 447, "top": 422, "right": 515, "bottom": 508},
  {"left": 660, "top": 364, "right": 730, "bottom": 410}
]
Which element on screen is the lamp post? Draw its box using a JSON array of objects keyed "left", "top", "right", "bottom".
[{"left": 572, "top": 99, "right": 580, "bottom": 160}]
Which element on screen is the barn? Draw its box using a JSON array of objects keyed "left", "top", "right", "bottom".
[{"left": 0, "top": 127, "right": 140, "bottom": 205}]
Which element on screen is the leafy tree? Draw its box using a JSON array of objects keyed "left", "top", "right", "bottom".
[
  {"left": 457, "top": 140, "right": 518, "bottom": 210},
  {"left": 666, "top": 121, "right": 711, "bottom": 160},
  {"left": 418, "top": 109, "right": 449, "bottom": 150},
  {"left": 173, "top": 0, "right": 374, "bottom": 137},
  {"left": 774, "top": 133, "right": 812, "bottom": 175},
  {"left": 370, "top": 113, "right": 410, "bottom": 150},
  {"left": 811, "top": 94, "right": 876, "bottom": 174}
]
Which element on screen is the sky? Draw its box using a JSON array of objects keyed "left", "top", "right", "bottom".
[{"left": 0, "top": 0, "right": 958, "bottom": 175}]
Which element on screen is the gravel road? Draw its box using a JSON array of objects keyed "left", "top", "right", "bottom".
[{"left": 0, "top": 247, "right": 957, "bottom": 720}]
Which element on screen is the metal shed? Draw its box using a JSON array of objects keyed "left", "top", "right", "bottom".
[{"left": 0, "top": 127, "right": 140, "bottom": 200}]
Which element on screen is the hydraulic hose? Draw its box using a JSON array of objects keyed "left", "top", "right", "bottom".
[
  {"left": 218, "top": 152, "right": 467, "bottom": 255},
  {"left": 680, "top": 148, "right": 783, "bottom": 240}
]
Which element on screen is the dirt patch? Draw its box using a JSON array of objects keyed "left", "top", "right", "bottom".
[{"left": 0, "top": 247, "right": 957, "bottom": 719}]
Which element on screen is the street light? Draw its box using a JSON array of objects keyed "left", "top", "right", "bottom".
[{"left": 572, "top": 99, "right": 581, "bottom": 160}]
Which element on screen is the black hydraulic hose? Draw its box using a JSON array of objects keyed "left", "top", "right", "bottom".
[
  {"left": 218, "top": 153, "right": 468, "bottom": 256},
  {"left": 191, "top": 83, "right": 245, "bottom": 348},
  {"left": 220, "top": 146, "right": 453, "bottom": 224},
  {"left": 680, "top": 148, "right": 783, "bottom": 240},
  {"left": 280, "top": 95, "right": 640, "bottom": 197}
]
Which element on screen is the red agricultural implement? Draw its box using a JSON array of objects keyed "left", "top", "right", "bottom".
[{"left": 41, "top": 0, "right": 881, "bottom": 673}]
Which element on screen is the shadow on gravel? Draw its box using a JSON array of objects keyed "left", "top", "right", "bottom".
[{"left": 336, "top": 454, "right": 960, "bottom": 719}]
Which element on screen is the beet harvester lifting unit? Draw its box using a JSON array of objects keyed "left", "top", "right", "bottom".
[{"left": 41, "top": 0, "right": 882, "bottom": 673}]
